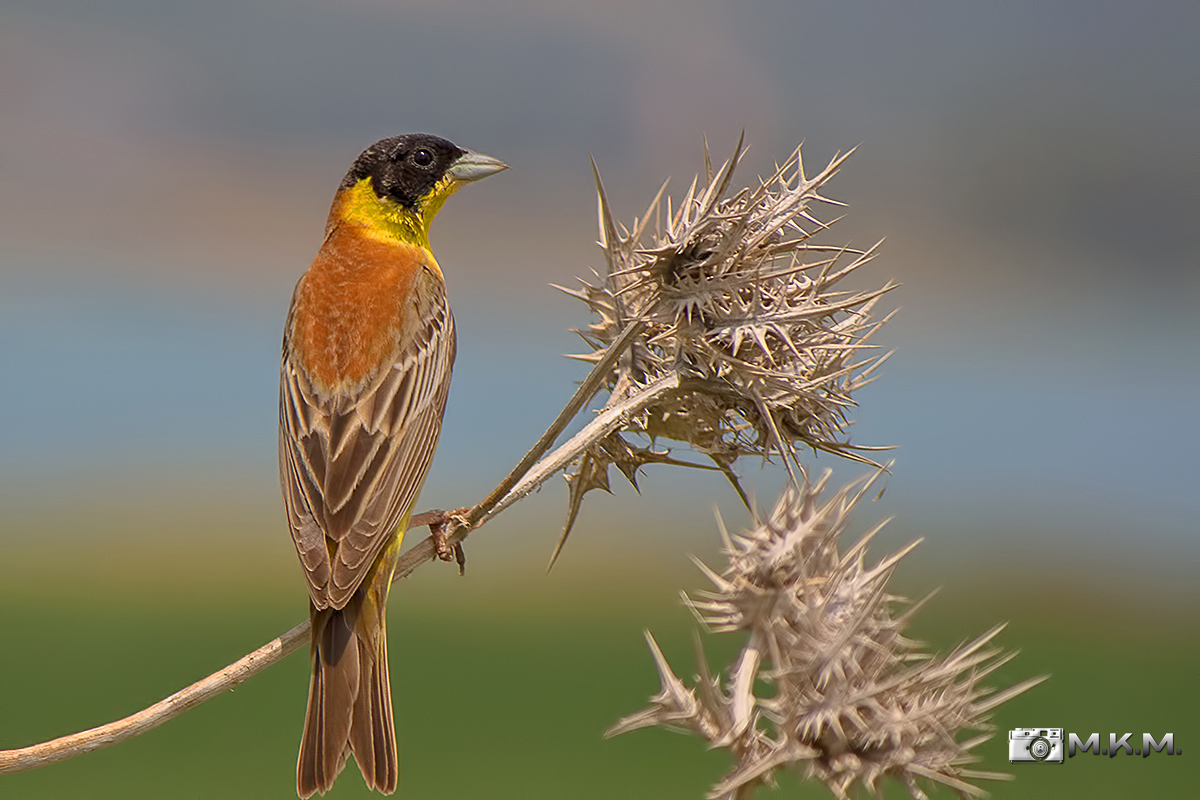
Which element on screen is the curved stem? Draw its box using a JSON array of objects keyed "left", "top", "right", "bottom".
[
  {"left": 465, "top": 319, "right": 642, "bottom": 528},
  {"left": 0, "top": 622, "right": 310, "bottom": 774},
  {"left": 0, "top": 328, "right": 656, "bottom": 777}
]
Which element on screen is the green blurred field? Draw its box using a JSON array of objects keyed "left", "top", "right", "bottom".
[{"left": 1, "top": 519, "right": 1195, "bottom": 800}]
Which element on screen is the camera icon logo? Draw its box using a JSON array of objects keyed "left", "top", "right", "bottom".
[{"left": 1009, "top": 727, "right": 1065, "bottom": 763}]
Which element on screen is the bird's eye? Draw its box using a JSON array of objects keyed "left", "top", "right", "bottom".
[{"left": 411, "top": 148, "right": 434, "bottom": 167}]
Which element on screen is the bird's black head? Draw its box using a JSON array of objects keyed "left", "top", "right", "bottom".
[{"left": 340, "top": 134, "right": 467, "bottom": 210}]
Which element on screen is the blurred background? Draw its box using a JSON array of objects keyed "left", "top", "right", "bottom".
[{"left": 1, "top": 1, "right": 1197, "bottom": 797}]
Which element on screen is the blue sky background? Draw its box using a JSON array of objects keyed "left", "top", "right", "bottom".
[{"left": 1, "top": 1, "right": 1197, "bottom": 600}]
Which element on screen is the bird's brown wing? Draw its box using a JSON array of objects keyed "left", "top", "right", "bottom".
[{"left": 280, "top": 278, "right": 456, "bottom": 610}]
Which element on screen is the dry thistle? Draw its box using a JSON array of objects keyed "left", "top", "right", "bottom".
[
  {"left": 609, "top": 471, "right": 1045, "bottom": 800},
  {"left": 0, "top": 138, "right": 1039, "bottom": 798},
  {"left": 549, "top": 139, "right": 895, "bottom": 564}
]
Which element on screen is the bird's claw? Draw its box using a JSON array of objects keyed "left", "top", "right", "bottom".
[{"left": 418, "top": 507, "right": 471, "bottom": 573}]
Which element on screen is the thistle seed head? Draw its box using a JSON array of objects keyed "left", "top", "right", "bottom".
[
  {"left": 548, "top": 139, "right": 896, "bottom": 564},
  {"left": 563, "top": 138, "right": 895, "bottom": 471},
  {"left": 610, "top": 472, "right": 1045, "bottom": 800}
]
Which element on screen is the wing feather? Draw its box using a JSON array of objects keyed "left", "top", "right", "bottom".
[
  {"left": 280, "top": 276, "right": 456, "bottom": 610},
  {"left": 332, "top": 397, "right": 445, "bottom": 589}
]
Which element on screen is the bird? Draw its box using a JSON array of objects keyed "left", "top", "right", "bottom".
[{"left": 278, "top": 134, "right": 507, "bottom": 797}]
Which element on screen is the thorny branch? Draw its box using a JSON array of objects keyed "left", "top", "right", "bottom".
[
  {"left": 607, "top": 472, "right": 1045, "bottom": 799},
  {"left": 0, "top": 139, "right": 1028, "bottom": 800}
]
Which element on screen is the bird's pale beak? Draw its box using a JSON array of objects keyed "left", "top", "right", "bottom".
[{"left": 447, "top": 151, "right": 509, "bottom": 183}]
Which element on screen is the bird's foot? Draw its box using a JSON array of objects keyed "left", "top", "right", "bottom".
[{"left": 411, "top": 507, "right": 471, "bottom": 573}]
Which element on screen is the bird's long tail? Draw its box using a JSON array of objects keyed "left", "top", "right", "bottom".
[{"left": 297, "top": 583, "right": 397, "bottom": 797}]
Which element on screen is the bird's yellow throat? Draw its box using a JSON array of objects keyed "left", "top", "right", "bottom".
[{"left": 337, "top": 176, "right": 460, "bottom": 250}]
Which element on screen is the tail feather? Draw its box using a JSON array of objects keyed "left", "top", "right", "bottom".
[
  {"left": 297, "top": 595, "right": 397, "bottom": 797},
  {"left": 348, "top": 627, "right": 396, "bottom": 791}
]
